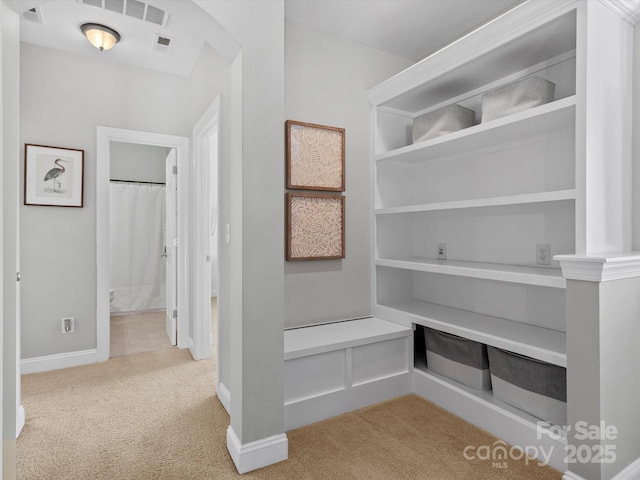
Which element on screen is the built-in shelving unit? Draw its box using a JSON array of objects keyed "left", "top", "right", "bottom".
[
  {"left": 366, "top": 1, "right": 600, "bottom": 471},
  {"left": 367, "top": 0, "right": 637, "bottom": 472}
]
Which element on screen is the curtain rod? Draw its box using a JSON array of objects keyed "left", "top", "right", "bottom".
[{"left": 110, "top": 179, "right": 166, "bottom": 186}]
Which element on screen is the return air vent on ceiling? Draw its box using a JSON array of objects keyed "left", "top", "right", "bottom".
[
  {"left": 153, "top": 34, "right": 174, "bottom": 54},
  {"left": 78, "top": 0, "right": 169, "bottom": 27},
  {"left": 22, "top": 6, "right": 44, "bottom": 24}
]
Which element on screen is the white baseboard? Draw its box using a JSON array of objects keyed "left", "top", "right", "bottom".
[
  {"left": 563, "top": 454, "right": 640, "bottom": 480},
  {"left": 16, "top": 405, "right": 25, "bottom": 438},
  {"left": 218, "top": 381, "right": 231, "bottom": 415},
  {"left": 613, "top": 456, "right": 640, "bottom": 480},
  {"left": 563, "top": 473, "right": 587, "bottom": 480},
  {"left": 285, "top": 371, "right": 412, "bottom": 431},
  {"left": 226, "top": 426, "right": 288, "bottom": 474},
  {"left": 21, "top": 349, "right": 98, "bottom": 374}
]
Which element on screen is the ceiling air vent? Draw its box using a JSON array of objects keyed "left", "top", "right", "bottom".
[
  {"left": 104, "top": 0, "right": 125, "bottom": 14},
  {"left": 78, "top": 0, "right": 169, "bottom": 28},
  {"left": 153, "top": 34, "right": 174, "bottom": 54},
  {"left": 22, "top": 6, "right": 44, "bottom": 24}
]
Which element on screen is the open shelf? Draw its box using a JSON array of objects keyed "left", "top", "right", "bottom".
[
  {"left": 377, "top": 299, "right": 566, "bottom": 366},
  {"left": 375, "top": 96, "right": 576, "bottom": 164},
  {"left": 376, "top": 257, "right": 566, "bottom": 289},
  {"left": 376, "top": 189, "right": 576, "bottom": 215},
  {"left": 413, "top": 357, "right": 556, "bottom": 425}
]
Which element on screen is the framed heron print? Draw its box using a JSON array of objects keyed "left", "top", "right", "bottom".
[
  {"left": 286, "top": 120, "right": 345, "bottom": 191},
  {"left": 24, "top": 144, "right": 84, "bottom": 207}
]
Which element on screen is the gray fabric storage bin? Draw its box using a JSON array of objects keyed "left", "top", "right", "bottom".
[
  {"left": 481, "top": 76, "right": 555, "bottom": 123},
  {"left": 424, "top": 327, "right": 491, "bottom": 391},
  {"left": 487, "top": 346, "right": 567, "bottom": 425},
  {"left": 412, "top": 104, "right": 475, "bottom": 143}
]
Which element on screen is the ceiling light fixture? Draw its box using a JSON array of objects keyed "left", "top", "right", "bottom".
[{"left": 80, "top": 23, "right": 121, "bottom": 51}]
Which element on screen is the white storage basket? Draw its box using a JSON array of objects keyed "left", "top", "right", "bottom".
[
  {"left": 481, "top": 76, "right": 555, "bottom": 123},
  {"left": 413, "top": 104, "right": 475, "bottom": 143}
]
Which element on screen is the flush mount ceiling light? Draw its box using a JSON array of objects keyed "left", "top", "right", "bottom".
[{"left": 80, "top": 23, "right": 121, "bottom": 51}]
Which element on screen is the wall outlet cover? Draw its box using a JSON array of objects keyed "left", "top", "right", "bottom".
[
  {"left": 437, "top": 243, "right": 447, "bottom": 260},
  {"left": 536, "top": 244, "right": 551, "bottom": 266},
  {"left": 62, "top": 317, "right": 75, "bottom": 334}
]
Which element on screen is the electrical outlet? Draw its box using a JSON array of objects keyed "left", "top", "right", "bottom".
[
  {"left": 62, "top": 317, "right": 74, "bottom": 334},
  {"left": 536, "top": 244, "right": 551, "bottom": 266},
  {"left": 437, "top": 243, "right": 447, "bottom": 260}
]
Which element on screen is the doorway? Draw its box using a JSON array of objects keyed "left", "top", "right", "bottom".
[
  {"left": 108, "top": 143, "right": 176, "bottom": 356},
  {"left": 96, "top": 127, "right": 190, "bottom": 362},
  {"left": 191, "top": 98, "right": 221, "bottom": 368}
]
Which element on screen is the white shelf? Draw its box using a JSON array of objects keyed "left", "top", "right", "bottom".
[
  {"left": 377, "top": 299, "right": 566, "bottom": 366},
  {"left": 376, "top": 257, "right": 566, "bottom": 289},
  {"left": 376, "top": 189, "right": 576, "bottom": 215},
  {"left": 284, "top": 316, "right": 412, "bottom": 361},
  {"left": 411, "top": 364, "right": 567, "bottom": 470},
  {"left": 375, "top": 96, "right": 576, "bottom": 164}
]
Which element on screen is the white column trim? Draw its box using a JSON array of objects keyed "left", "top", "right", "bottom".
[
  {"left": 555, "top": 253, "right": 640, "bottom": 282},
  {"left": 226, "top": 426, "right": 288, "bottom": 474},
  {"left": 613, "top": 456, "right": 640, "bottom": 480},
  {"left": 598, "top": 0, "right": 640, "bottom": 25},
  {"left": 16, "top": 405, "right": 25, "bottom": 438},
  {"left": 217, "top": 381, "right": 230, "bottom": 415}
]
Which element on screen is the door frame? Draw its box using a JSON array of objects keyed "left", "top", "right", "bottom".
[
  {"left": 96, "top": 127, "right": 190, "bottom": 362},
  {"left": 191, "top": 97, "right": 221, "bottom": 362}
]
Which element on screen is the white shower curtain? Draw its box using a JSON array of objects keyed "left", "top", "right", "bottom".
[{"left": 110, "top": 182, "right": 166, "bottom": 313}]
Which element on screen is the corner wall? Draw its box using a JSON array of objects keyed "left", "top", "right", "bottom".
[
  {"left": 284, "top": 20, "right": 413, "bottom": 329},
  {"left": 633, "top": 21, "right": 640, "bottom": 251},
  {"left": 2, "top": 4, "right": 20, "bottom": 476}
]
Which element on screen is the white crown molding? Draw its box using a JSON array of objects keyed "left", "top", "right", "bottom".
[
  {"left": 612, "top": 456, "right": 640, "bottom": 480},
  {"left": 599, "top": 0, "right": 640, "bottom": 25},
  {"left": 226, "top": 427, "right": 288, "bottom": 474},
  {"left": 367, "top": 0, "right": 576, "bottom": 106},
  {"left": 555, "top": 253, "right": 640, "bottom": 282}
]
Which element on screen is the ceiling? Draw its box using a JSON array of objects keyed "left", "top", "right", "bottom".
[
  {"left": 286, "top": 0, "right": 522, "bottom": 62},
  {"left": 9, "top": 0, "right": 524, "bottom": 77}
]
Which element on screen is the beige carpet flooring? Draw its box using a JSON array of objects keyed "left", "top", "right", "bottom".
[{"left": 17, "top": 347, "right": 561, "bottom": 480}]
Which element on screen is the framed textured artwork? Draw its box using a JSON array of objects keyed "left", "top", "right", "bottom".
[
  {"left": 286, "top": 192, "right": 345, "bottom": 261},
  {"left": 286, "top": 120, "right": 345, "bottom": 191},
  {"left": 24, "top": 144, "right": 84, "bottom": 207}
]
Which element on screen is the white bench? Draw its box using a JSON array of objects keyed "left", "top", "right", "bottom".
[{"left": 284, "top": 317, "right": 413, "bottom": 430}]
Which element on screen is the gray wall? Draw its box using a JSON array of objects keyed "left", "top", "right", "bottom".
[
  {"left": 284, "top": 20, "right": 413, "bottom": 329},
  {"left": 110, "top": 142, "right": 169, "bottom": 184},
  {"left": 195, "top": 0, "right": 287, "bottom": 447},
  {"left": 2, "top": 5, "right": 20, "bottom": 476},
  {"left": 19, "top": 42, "right": 199, "bottom": 359},
  {"left": 634, "top": 22, "right": 640, "bottom": 251}
]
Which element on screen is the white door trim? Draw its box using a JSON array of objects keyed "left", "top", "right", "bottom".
[
  {"left": 191, "top": 97, "right": 221, "bottom": 362},
  {"left": 96, "top": 127, "right": 190, "bottom": 362}
]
